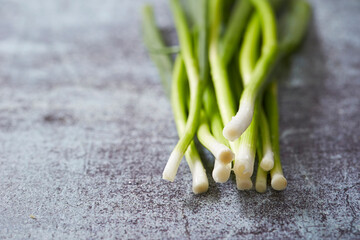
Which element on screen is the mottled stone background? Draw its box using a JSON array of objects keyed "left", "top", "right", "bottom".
[{"left": 0, "top": 0, "right": 359, "bottom": 239}]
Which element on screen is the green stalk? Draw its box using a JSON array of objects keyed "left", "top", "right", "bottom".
[
  {"left": 234, "top": 12, "right": 261, "bottom": 179},
  {"left": 171, "top": 56, "right": 209, "bottom": 193},
  {"left": 141, "top": 5, "right": 173, "bottom": 98},
  {"left": 202, "top": 84, "right": 233, "bottom": 183},
  {"left": 265, "top": 82, "right": 287, "bottom": 191},
  {"left": 142, "top": 5, "right": 208, "bottom": 192},
  {"left": 185, "top": 0, "right": 209, "bottom": 83},
  {"left": 234, "top": 102, "right": 259, "bottom": 177},
  {"left": 163, "top": 0, "right": 205, "bottom": 182},
  {"left": 252, "top": 0, "right": 311, "bottom": 190},
  {"left": 147, "top": 46, "right": 180, "bottom": 55},
  {"left": 238, "top": 14, "right": 275, "bottom": 173},
  {"left": 208, "top": 0, "right": 242, "bottom": 154},
  {"left": 255, "top": 139, "right": 268, "bottom": 193},
  {"left": 227, "top": 54, "right": 243, "bottom": 104},
  {"left": 209, "top": 0, "right": 236, "bottom": 125},
  {"left": 278, "top": 0, "right": 311, "bottom": 57},
  {"left": 202, "top": 84, "right": 228, "bottom": 147},
  {"left": 234, "top": 6, "right": 275, "bottom": 180},
  {"left": 197, "top": 110, "right": 234, "bottom": 183},
  {"left": 239, "top": 14, "right": 261, "bottom": 86},
  {"left": 263, "top": 0, "right": 311, "bottom": 190},
  {"left": 223, "top": 0, "right": 278, "bottom": 142},
  {"left": 220, "top": 0, "right": 253, "bottom": 65},
  {"left": 232, "top": 0, "right": 311, "bottom": 178}
]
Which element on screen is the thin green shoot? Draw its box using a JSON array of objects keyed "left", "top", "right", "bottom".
[
  {"left": 278, "top": 0, "right": 311, "bottom": 57},
  {"left": 265, "top": 82, "right": 287, "bottom": 191},
  {"left": 141, "top": 5, "right": 173, "bottom": 98},
  {"left": 208, "top": 0, "right": 241, "bottom": 155},
  {"left": 220, "top": 0, "right": 253, "bottom": 65},
  {"left": 147, "top": 46, "right": 181, "bottom": 55},
  {"left": 234, "top": 101, "right": 259, "bottom": 178},
  {"left": 223, "top": 0, "right": 278, "bottom": 141},
  {"left": 163, "top": 0, "right": 206, "bottom": 182},
  {"left": 209, "top": 0, "right": 236, "bottom": 125},
  {"left": 203, "top": 84, "right": 233, "bottom": 183},
  {"left": 171, "top": 56, "right": 209, "bottom": 193},
  {"left": 233, "top": 12, "right": 261, "bottom": 179}
]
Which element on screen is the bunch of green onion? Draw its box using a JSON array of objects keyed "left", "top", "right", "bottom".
[{"left": 142, "top": 0, "right": 311, "bottom": 194}]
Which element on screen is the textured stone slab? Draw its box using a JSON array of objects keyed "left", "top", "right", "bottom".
[{"left": 0, "top": 0, "right": 359, "bottom": 239}]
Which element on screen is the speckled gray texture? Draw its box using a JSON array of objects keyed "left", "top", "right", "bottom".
[{"left": 0, "top": 0, "right": 359, "bottom": 239}]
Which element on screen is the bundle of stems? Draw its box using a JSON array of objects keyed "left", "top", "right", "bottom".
[{"left": 142, "top": 0, "right": 311, "bottom": 194}]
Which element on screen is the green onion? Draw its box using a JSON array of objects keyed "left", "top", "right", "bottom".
[
  {"left": 163, "top": 0, "right": 206, "bottom": 182},
  {"left": 220, "top": 0, "right": 252, "bottom": 65},
  {"left": 223, "top": 0, "right": 278, "bottom": 142},
  {"left": 234, "top": 0, "right": 311, "bottom": 184},
  {"left": 142, "top": 0, "right": 311, "bottom": 193},
  {"left": 209, "top": 0, "right": 237, "bottom": 126},
  {"left": 141, "top": 5, "right": 173, "bottom": 98},
  {"left": 278, "top": 0, "right": 311, "bottom": 57},
  {"left": 141, "top": 6, "right": 208, "bottom": 193},
  {"left": 203, "top": 84, "right": 233, "bottom": 183},
  {"left": 239, "top": 14, "right": 261, "bottom": 86},
  {"left": 233, "top": 11, "right": 261, "bottom": 179},
  {"left": 171, "top": 56, "right": 209, "bottom": 194},
  {"left": 265, "top": 82, "right": 287, "bottom": 191},
  {"left": 147, "top": 46, "right": 180, "bottom": 55},
  {"left": 263, "top": 0, "right": 311, "bottom": 191},
  {"left": 208, "top": 0, "right": 246, "bottom": 157}
]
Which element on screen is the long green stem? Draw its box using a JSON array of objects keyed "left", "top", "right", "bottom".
[
  {"left": 264, "top": 0, "right": 310, "bottom": 190},
  {"left": 232, "top": 0, "right": 311, "bottom": 178},
  {"left": 223, "top": 0, "right": 278, "bottom": 142},
  {"left": 220, "top": 0, "right": 252, "bottom": 65},
  {"left": 203, "top": 84, "right": 233, "bottom": 183},
  {"left": 265, "top": 82, "right": 287, "bottom": 191},
  {"left": 163, "top": 0, "right": 205, "bottom": 182},
  {"left": 234, "top": 12, "right": 261, "bottom": 179},
  {"left": 202, "top": 84, "right": 229, "bottom": 147},
  {"left": 239, "top": 13, "right": 274, "bottom": 172},
  {"left": 185, "top": 0, "right": 209, "bottom": 84},
  {"left": 171, "top": 56, "right": 209, "bottom": 193},
  {"left": 278, "top": 0, "right": 311, "bottom": 57},
  {"left": 141, "top": 5, "right": 208, "bottom": 192},
  {"left": 234, "top": 102, "right": 259, "bottom": 178},
  {"left": 141, "top": 5, "right": 173, "bottom": 98},
  {"left": 239, "top": 14, "right": 261, "bottom": 86},
  {"left": 209, "top": 0, "right": 236, "bottom": 125},
  {"left": 188, "top": 0, "right": 231, "bottom": 184},
  {"left": 227, "top": 54, "right": 243, "bottom": 103},
  {"left": 208, "top": 0, "right": 241, "bottom": 154}
]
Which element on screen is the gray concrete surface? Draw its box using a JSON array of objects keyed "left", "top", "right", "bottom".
[{"left": 0, "top": 0, "right": 359, "bottom": 239}]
